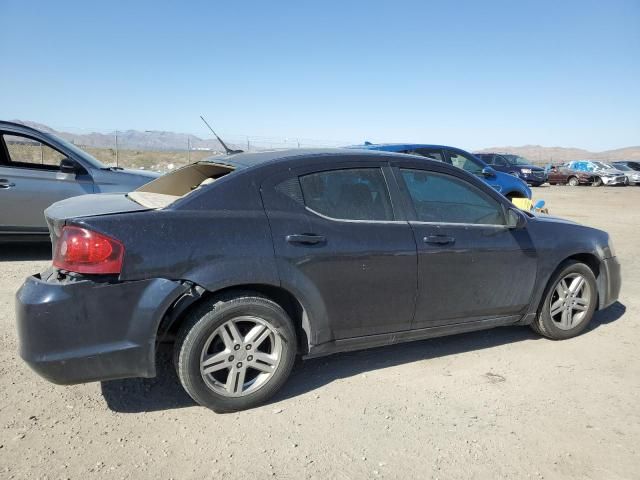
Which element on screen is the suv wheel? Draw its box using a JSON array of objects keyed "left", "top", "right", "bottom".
[
  {"left": 531, "top": 261, "right": 597, "bottom": 340},
  {"left": 175, "top": 293, "right": 297, "bottom": 412}
]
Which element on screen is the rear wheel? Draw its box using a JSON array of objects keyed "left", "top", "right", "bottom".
[
  {"left": 174, "top": 293, "right": 297, "bottom": 412},
  {"left": 531, "top": 261, "right": 597, "bottom": 340},
  {"left": 567, "top": 176, "right": 579, "bottom": 187},
  {"left": 592, "top": 176, "right": 603, "bottom": 187}
]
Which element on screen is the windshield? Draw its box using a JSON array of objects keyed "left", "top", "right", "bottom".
[
  {"left": 592, "top": 162, "right": 609, "bottom": 170},
  {"left": 612, "top": 164, "right": 630, "bottom": 171},
  {"left": 504, "top": 155, "right": 532, "bottom": 166},
  {"left": 43, "top": 132, "right": 107, "bottom": 169}
]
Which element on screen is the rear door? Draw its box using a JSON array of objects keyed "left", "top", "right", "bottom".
[
  {"left": 0, "top": 132, "right": 94, "bottom": 233},
  {"left": 261, "top": 159, "right": 417, "bottom": 341},
  {"left": 391, "top": 159, "right": 538, "bottom": 328}
]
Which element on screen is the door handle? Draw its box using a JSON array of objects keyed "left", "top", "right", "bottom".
[
  {"left": 0, "top": 179, "right": 16, "bottom": 189},
  {"left": 286, "top": 234, "right": 327, "bottom": 245},
  {"left": 424, "top": 235, "right": 455, "bottom": 245}
]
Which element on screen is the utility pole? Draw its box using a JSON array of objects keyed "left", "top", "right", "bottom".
[
  {"left": 187, "top": 136, "right": 191, "bottom": 163},
  {"left": 114, "top": 131, "right": 119, "bottom": 167}
]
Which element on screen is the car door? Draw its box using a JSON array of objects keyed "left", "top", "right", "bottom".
[
  {"left": 0, "top": 132, "right": 94, "bottom": 233},
  {"left": 261, "top": 159, "right": 417, "bottom": 341},
  {"left": 391, "top": 159, "right": 538, "bottom": 328}
]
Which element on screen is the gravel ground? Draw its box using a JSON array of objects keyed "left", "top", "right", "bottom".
[{"left": 1, "top": 186, "right": 639, "bottom": 480}]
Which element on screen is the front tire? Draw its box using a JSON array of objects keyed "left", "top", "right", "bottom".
[
  {"left": 531, "top": 261, "right": 597, "bottom": 340},
  {"left": 174, "top": 293, "right": 297, "bottom": 412},
  {"left": 592, "top": 176, "right": 603, "bottom": 187},
  {"left": 567, "top": 176, "right": 579, "bottom": 187}
]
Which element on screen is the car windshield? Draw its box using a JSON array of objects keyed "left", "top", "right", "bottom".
[
  {"left": 592, "top": 162, "right": 609, "bottom": 170},
  {"left": 504, "top": 155, "right": 532, "bottom": 166},
  {"left": 613, "top": 164, "right": 631, "bottom": 171},
  {"left": 42, "top": 132, "right": 107, "bottom": 169}
]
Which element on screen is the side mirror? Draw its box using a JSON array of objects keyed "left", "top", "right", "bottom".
[
  {"left": 59, "top": 158, "right": 78, "bottom": 174},
  {"left": 481, "top": 166, "right": 496, "bottom": 178},
  {"left": 506, "top": 207, "right": 527, "bottom": 229}
]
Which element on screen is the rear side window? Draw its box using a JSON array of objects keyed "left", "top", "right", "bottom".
[
  {"left": 400, "top": 169, "right": 505, "bottom": 225},
  {"left": 299, "top": 168, "right": 394, "bottom": 221},
  {"left": 402, "top": 149, "right": 444, "bottom": 162}
]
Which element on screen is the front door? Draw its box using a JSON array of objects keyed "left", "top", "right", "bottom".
[
  {"left": 0, "top": 132, "right": 94, "bottom": 233},
  {"left": 261, "top": 161, "right": 417, "bottom": 341},
  {"left": 392, "top": 161, "right": 538, "bottom": 328}
]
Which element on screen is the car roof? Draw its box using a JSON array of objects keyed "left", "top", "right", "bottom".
[
  {"left": 199, "top": 147, "right": 425, "bottom": 170},
  {"left": 345, "top": 143, "right": 455, "bottom": 152}
]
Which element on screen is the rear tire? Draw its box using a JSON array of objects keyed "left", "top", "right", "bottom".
[
  {"left": 567, "top": 176, "right": 579, "bottom": 187},
  {"left": 531, "top": 261, "right": 597, "bottom": 340},
  {"left": 592, "top": 177, "right": 603, "bottom": 187},
  {"left": 174, "top": 293, "right": 297, "bottom": 412}
]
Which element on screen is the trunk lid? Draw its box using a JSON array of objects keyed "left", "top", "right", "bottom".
[{"left": 44, "top": 193, "right": 150, "bottom": 246}]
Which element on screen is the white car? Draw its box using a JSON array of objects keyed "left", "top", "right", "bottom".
[{"left": 607, "top": 163, "right": 640, "bottom": 185}]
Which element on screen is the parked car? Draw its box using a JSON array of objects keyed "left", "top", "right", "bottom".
[
  {"left": 606, "top": 162, "right": 640, "bottom": 185},
  {"left": 0, "top": 121, "right": 160, "bottom": 241},
  {"left": 474, "top": 153, "right": 547, "bottom": 186},
  {"left": 567, "top": 161, "right": 627, "bottom": 186},
  {"left": 546, "top": 164, "right": 597, "bottom": 186},
  {"left": 348, "top": 143, "right": 531, "bottom": 200},
  {"left": 16, "top": 148, "right": 621, "bottom": 412},
  {"left": 613, "top": 161, "right": 640, "bottom": 173}
]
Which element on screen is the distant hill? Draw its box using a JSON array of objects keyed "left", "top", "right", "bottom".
[
  {"left": 11, "top": 121, "right": 640, "bottom": 163},
  {"left": 13, "top": 120, "right": 225, "bottom": 153},
  {"left": 474, "top": 144, "right": 640, "bottom": 165}
]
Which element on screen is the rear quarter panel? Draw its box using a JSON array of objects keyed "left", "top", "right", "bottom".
[{"left": 74, "top": 170, "right": 280, "bottom": 291}]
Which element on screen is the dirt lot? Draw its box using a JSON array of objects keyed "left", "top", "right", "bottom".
[{"left": 1, "top": 186, "right": 638, "bottom": 480}]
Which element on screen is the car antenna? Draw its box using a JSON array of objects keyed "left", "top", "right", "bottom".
[{"left": 200, "top": 115, "right": 244, "bottom": 155}]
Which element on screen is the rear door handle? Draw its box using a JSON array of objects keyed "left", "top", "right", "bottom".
[
  {"left": 0, "top": 179, "right": 16, "bottom": 189},
  {"left": 286, "top": 234, "right": 326, "bottom": 245},
  {"left": 424, "top": 235, "right": 455, "bottom": 245}
]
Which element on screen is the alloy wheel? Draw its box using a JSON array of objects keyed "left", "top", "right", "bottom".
[
  {"left": 199, "top": 316, "right": 283, "bottom": 397},
  {"left": 549, "top": 273, "right": 592, "bottom": 330}
]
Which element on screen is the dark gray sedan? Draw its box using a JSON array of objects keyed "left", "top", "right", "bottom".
[
  {"left": 0, "top": 121, "right": 159, "bottom": 241},
  {"left": 16, "top": 149, "right": 621, "bottom": 412}
]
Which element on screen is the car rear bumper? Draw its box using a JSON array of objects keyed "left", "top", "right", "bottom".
[
  {"left": 598, "top": 256, "right": 621, "bottom": 310},
  {"left": 16, "top": 272, "right": 187, "bottom": 385}
]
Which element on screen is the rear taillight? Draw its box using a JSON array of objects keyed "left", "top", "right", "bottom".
[{"left": 53, "top": 226, "right": 124, "bottom": 274}]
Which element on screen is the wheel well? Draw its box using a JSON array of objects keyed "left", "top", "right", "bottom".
[
  {"left": 566, "top": 253, "right": 600, "bottom": 278},
  {"left": 160, "top": 284, "right": 311, "bottom": 354}
]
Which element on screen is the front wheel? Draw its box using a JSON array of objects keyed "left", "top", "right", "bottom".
[
  {"left": 174, "top": 293, "right": 297, "bottom": 412},
  {"left": 567, "top": 176, "right": 579, "bottom": 187},
  {"left": 592, "top": 177, "right": 603, "bottom": 187},
  {"left": 531, "top": 261, "right": 597, "bottom": 340}
]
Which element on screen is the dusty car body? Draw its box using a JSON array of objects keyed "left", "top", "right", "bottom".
[
  {"left": 567, "top": 161, "right": 627, "bottom": 186},
  {"left": 0, "top": 121, "right": 159, "bottom": 241},
  {"left": 16, "top": 149, "right": 621, "bottom": 412},
  {"left": 606, "top": 163, "right": 640, "bottom": 185},
  {"left": 546, "top": 164, "right": 595, "bottom": 186}
]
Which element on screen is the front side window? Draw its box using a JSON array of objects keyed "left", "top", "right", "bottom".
[
  {"left": 3, "top": 134, "right": 66, "bottom": 170},
  {"left": 492, "top": 156, "right": 508, "bottom": 167},
  {"left": 299, "top": 168, "right": 394, "bottom": 221},
  {"left": 400, "top": 168, "right": 505, "bottom": 225},
  {"left": 447, "top": 150, "right": 483, "bottom": 175}
]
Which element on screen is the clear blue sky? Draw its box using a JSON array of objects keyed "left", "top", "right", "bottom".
[{"left": 1, "top": 0, "right": 638, "bottom": 150}]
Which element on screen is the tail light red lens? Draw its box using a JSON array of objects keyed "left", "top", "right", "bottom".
[{"left": 53, "top": 226, "right": 124, "bottom": 274}]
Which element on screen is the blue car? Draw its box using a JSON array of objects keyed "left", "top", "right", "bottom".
[{"left": 349, "top": 143, "right": 532, "bottom": 200}]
